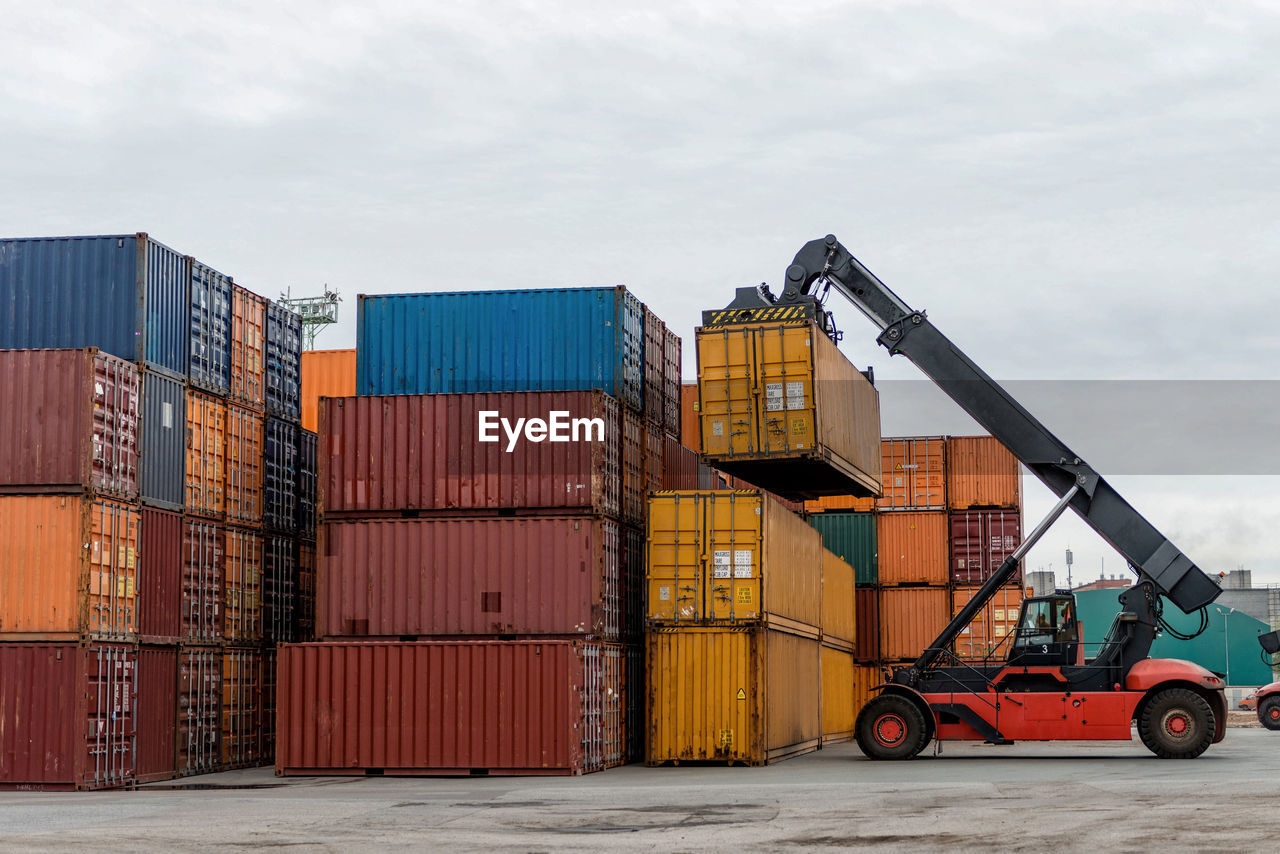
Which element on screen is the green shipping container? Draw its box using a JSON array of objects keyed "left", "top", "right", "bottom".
[{"left": 808, "top": 512, "right": 877, "bottom": 587}]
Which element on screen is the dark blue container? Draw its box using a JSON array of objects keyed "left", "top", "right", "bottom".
[
  {"left": 355, "top": 286, "right": 644, "bottom": 410},
  {"left": 139, "top": 370, "right": 186, "bottom": 510},
  {"left": 263, "top": 416, "right": 300, "bottom": 532},
  {"left": 0, "top": 234, "right": 188, "bottom": 377},
  {"left": 187, "top": 260, "right": 232, "bottom": 395},
  {"left": 296, "top": 429, "right": 317, "bottom": 540},
  {"left": 265, "top": 302, "right": 302, "bottom": 421}
]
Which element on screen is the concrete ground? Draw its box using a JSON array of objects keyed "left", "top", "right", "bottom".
[{"left": 2, "top": 729, "right": 1278, "bottom": 852}]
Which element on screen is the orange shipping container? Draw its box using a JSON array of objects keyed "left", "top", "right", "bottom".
[
  {"left": 951, "top": 585, "right": 1025, "bottom": 661},
  {"left": 186, "top": 391, "right": 227, "bottom": 518},
  {"left": 804, "top": 494, "right": 876, "bottom": 513},
  {"left": 224, "top": 404, "right": 263, "bottom": 525},
  {"left": 300, "top": 349, "right": 356, "bottom": 433},
  {"left": 946, "top": 436, "right": 1021, "bottom": 510},
  {"left": 821, "top": 548, "right": 856, "bottom": 649},
  {"left": 875, "top": 511, "right": 949, "bottom": 586},
  {"left": 878, "top": 586, "right": 951, "bottom": 661},
  {"left": 230, "top": 285, "right": 268, "bottom": 407},
  {"left": 878, "top": 437, "right": 946, "bottom": 511},
  {"left": 680, "top": 383, "right": 700, "bottom": 452},
  {"left": 0, "top": 494, "right": 139, "bottom": 640},
  {"left": 223, "top": 528, "right": 263, "bottom": 644}
]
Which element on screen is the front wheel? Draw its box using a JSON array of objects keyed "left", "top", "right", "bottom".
[
  {"left": 854, "top": 694, "right": 931, "bottom": 760},
  {"left": 1260, "top": 697, "right": 1280, "bottom": 731},
  {"left": 1137, "top": 688, "right": 1215, "bottom": 758}
]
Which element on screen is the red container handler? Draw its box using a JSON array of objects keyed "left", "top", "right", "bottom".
[
  {"left": 317, "top": 515, "right": 622, "bottom": 640},
  {"left": 277, "top": 640, "right": 627, "bottom": 777},
  {"left": 319, "top": 391, "right": 621, "bottom": 518},
  {"left": 136, "top": 645, "right": 178, "bottom": 784},
  {"left": 949, "top": 508, "right": 1022, "bottom": 586},
  {"left": 0, "top": 643, "right": 136, "bottom": 791}
]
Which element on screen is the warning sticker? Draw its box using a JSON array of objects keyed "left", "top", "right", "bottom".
[
  {"left": 790, "top": 417, "right": 807, "bottom": 435},
  {"left": 735, "top": 688, "right": 746, "bottom": 700},
  {"left": 765, "top": 382, "right": 784, "bottom": 412},
  {"left": 733, "top": 550, "right": 753, "bottom": 578},
  {"left": 786, "top": 381, "right": 805, "bottom": 410},
  {"left": 713, "top": 550, "right": 731, "bottom": 579}
]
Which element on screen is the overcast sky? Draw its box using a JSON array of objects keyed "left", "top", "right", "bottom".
[{"left": 4, "top": 2, "right": 1278, "bottom": 588}]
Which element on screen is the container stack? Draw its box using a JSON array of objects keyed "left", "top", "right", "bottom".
[
  {"left": 277, "top": 287, "right": 685, "bottom": 777},
  {"left": 0, "top": 234, "right": 308, "bottom": 789}
]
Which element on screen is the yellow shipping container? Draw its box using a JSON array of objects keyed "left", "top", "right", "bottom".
[
  {"left": 301, "top": 349, "right": 357, "bottom": 433},
  {"left": 647, "top": 490, "right": 821, "bottom": 631},
  {"left": 820, "top": 547, "right": 856, "bottom": 649},
  {"left": 820, "top": 644, "right": 856, "bottom": 745},
  {"left": 647, "top": 626, "right": 820, "bottom": 765},
  {"left": 695, "top": 321, "right": 881, "bottom": 499},
  {"left": 853, "top": 662, "right": 882, "bottom": 714}
]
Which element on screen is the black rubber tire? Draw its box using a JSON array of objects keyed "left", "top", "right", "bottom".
[
  {"left": 1137, "top": 688, "right": 1215, "bottom": 758},
  {"left": 1260, "top": 697, "right": 1280, "bottom": 731},
  {"left": 854, "top": 694, "right": 931, "bottom": 760}
]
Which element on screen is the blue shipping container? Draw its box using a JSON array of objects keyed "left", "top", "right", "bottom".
[
  {"left": 265, "top": 301, "right": 302, "bottom": 421},
  {"left": 263, "top": 417, "right": 300, "bottom": 532},
  {"left": 356, "top": 286, "right": 645, "bottom": 410},
  {"left": 0, "top": 234, "right": 188, "bottom": 377},
  {"left": 188, "top": 260, "right": 232, "bottom": 395},
  {"left": 139, "top": 369, "right": 186, "bottom": 510},
  {"left": 296, "top": 429, "right": 317, "bottom": 540}
]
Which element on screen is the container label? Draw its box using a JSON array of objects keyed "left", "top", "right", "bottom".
[
  {"left": 658, "top": 586, "right": 671, "bottom": 601},
  {"left": 161, "top": 401, "right": 173, "bottom": 429},
  {"left": 785, "top": 381, "right": 805, "bottom": 410},
  {"left": 720, "top": 729, "right": 735, "bottom": 745},
  {"left": 736, "top": 588, "right": 752, "bottom": 603},
  {"left": 712, "top": 421, "right": 724, "bottom": 436},
  {"left": 790, "top": 417, "right": 807, "bottom": 436},
  {"left": 713, "top": 550, "right": 731, "bottom": 578},
  {"left": 765, "top": 382, "right": 784, "bottom": 412},
  {"left": 733, "top": 550, "right": 753, "bottom": 578}
]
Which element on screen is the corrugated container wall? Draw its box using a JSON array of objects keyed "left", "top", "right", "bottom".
[
  {"left": 0, "top": 643, "right": 137, "bottom": 790},
  {"left": 0, "top": 495, "right": 139, "bottom": 640},
  {"left": 138, "top": 507, "right": 183, "bottom": 642},
  {"left": 643, "top": 306, "right": 664, "bottom": 424},
  {"left": 950, "top": 509, "right": 1023, "bottom": 585},
  {"left": 662, "top": 434, "right": 698, "bottom": 490},
  {"left": 223, "top": 528, "right": 263, "bottom": 644},
  {"left": 187, "top": 260, "right": 232, "bottom": 395},
  {"left": 230, "top": 285, "right": 267, "bottom": 407},
  {"left": 952, "top": 585, "right": 1025, "bottom": 661},
  {"left": 878, "top": 586, "right": 951, "bottom": 661},
  {"left": 319, "top": 392, "right": 621, "bottom": 518},
  {"left": 946, "top": 435, "right": 1020, "bottom": 510},
  {"left": 875, "top": 511, "right": 950, "bottom": 586},
  {"left": 186, "top": 391, "right": 227, "bottom": 518},
  {"left": 854, "top": 587, "right": 880, "bottom": 663},
  {"left": 680, "top": 383, "right": 700, "bottom": 452},
  {"left": 300, "top": 349, "right": 356, "bottom": 433},
  {"left": 0, "top": 234, "right": 188, "bottom": 378},
  {"left": 804, "top": 494, "right": 876, "bottom": 513},
  {"left": 263, "top": 418, "right": 299, "bottom": 531},
  {"left": 663, "top": 326, "right": 681, "bottom": 437},
  {"left": 318, "top": 516, "right": 622, "bottom": 640},
  {"left": 178, "top": 646, "right": 222, "bottom": 777},
  {"left": 182, "top": 517, "right": 223, "bottom": 643},
  {"left": 263, "top": 534, "right": 298, "bottom": 643},
  {"left": 0, "top": 348, "right": 139, "bottom": 498},
  {"left": 297, "top": 540, "right": 316, "bottom": 641},
  {"left": 139, "top": 370, "right": 185, "bottom": 511},
  {"left": 136, "top": 646, "right": 178, "bottom": 784},
  {"left": 820, "top": 646, "right": 856, "bottom": 744},
  {"left": 265, "top": 302, "right": 302, "bottom": 421},
  {"left": 821, "top": 549, "right": 856, "bottom": 649},
  {"left": 222, "top": 647, "right": 264, "bottom": 769},
  {"left": 622, "top": 408, "right": 645, "bottom": 523},
  {"left": 297, "top": 429, "right": 317, "bottom": 539},
  {"left": 879, "top": 437, "right": 947, "bottom": 511},
  {"left": 808, "top": 512, "right": 878, "bottom": 586},
  {"left": 356, "top": 287, "right": 645, "bottom": 412},
  {"left": 853, "top": 663, "right": 881, "bottom": 713},
  {"left": 224, "top": 405, "right": 264, "bottom": 525},
  {"left": 277, "top": 641, "right": 627, "bottom": 776}
]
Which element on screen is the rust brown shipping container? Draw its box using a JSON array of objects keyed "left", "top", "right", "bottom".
[
  {"left": 318, "top": 515, "right": 622, "bottom": 640},
  {"left": 224, "top": 527, "right": 264, "bottom": 644},
  {"left": 680, "top": 383, "right": 700, "bottom": 452},
  {"left": 0, "top": 643, "right": 136, "bottom": 790},
  {"left": 182, "top": 517, "right": 223, "bottom": 643},
  {"left": 0, "top": 494, "right": 139, "bottom": 641},
  {"left": 878, "top": 437, "right": 946, "bottom": 511},
  {"left": 136, "top": 645, "right": 178, "bottom": 784},
  {"left": 662, "top": 433, "right": 698, "bottom": 490},
  {"left": 231, "top": 285, "right": 268, "bottom": 407},
  {"left": 821, "top": 548, "right": 856, "bottom": 649},
  {"left": 300, "top": 348, "right": 356, "bottom": 433},
  {"left": 644, "top": 423, "right": 665, "bottom": 496},
  {"left": 643, "top": 305, "right": 664, "bottom": 424},
  {"left": 178, "top": 645, "right": 222, "bottom": 776},
  {"left": 950, "top": 508, "right": 1023, "bottom": 586},
  {"left": 663, "top": 326, "right": 682, "bottom": 437},
  {"left": 952, "top": 585, "right": 1026, "bottom": 661},
  {"left": 138, "top": 507, "right": 183, "bottom": 642},
  {"left": 186, "top": 390, "right": 227, "bottom": 518},
  {"left": 875, "top": 511, "right": 949, "bottom": 586},
  {"left": 319, "top": 391, "right": 621, "bottom": 518},
  {"left": 277, "top": 640, "right": 627, "bottom": 776},
  {"left": 223, "top": 647, "right": 264, "bottom": 769},
  {"left": 0, "top": 348, "right": 139, "bottom": 498},
  {"left": 820, "top": 645, "right": 856, "bottom": 745},
  {"left": 297, "top": 539, "right": 316, "bottom": 642},
  {"left": 224, "top": 404, "right": 263, "bottom": 525},
  {"left": 878, "top": 586, "right": 951, "bottom": 661},
  {"left": 946, "top": 435, "right": 1021, "bottom": 510},
  {"left": 261, "top": 653, "right": 278, "bottom": 762},
  {"left": 622, "top": 407, "right": 645, "bottom": 523},
  {"left": 854, "top": 587, "right": 880, "bottom": 663}
]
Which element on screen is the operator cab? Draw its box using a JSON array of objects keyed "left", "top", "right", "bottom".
[{"left": 1008, "top": 593, "right": 1080, "bottom": 667}]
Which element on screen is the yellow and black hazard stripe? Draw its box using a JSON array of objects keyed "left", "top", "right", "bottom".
[{"left": 701, "top": 304, "right": 809, "bottom": 328}]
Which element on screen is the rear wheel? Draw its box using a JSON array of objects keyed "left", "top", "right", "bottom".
[
  {"left": 854, "top": 694, "right": 931, "bottom": 760},
  {"left": 1137, "top": 688, "right": 1215, "bottom": 758},
  {"left": 1260, "top": 697, "right": 1280, "bottom": 731}
]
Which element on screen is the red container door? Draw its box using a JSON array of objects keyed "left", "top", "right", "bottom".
[
  {"left": 139, "top": 508, "right": 183, "bottom": 642},
  {"left": 855, "top": 588, "right": 880, "bottom": 663},
  {"left": 136, "top": 646, "right": 178, "bottom": 783}
]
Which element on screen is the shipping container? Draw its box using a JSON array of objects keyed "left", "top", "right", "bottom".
[
  {"left": 853, "top": 662, "right": 881, "bottom": 713},
  {"left": 187, "top": 260, "right": 232, "bottom": 395},
  {"left": 946, "top": 435, "right": 1021, "bottom": 510},
  {"left": 0, "top": 234, "right": 188, "bottom": 377},
  {"left": 662, "top": 433, "right": 698, "bottom": 490},
  {"left": 261, "top": 654, "right": 278, "bottom": 761},
  {"left": 820, "top": 645, "right": 856, "bottom": 745},
  {"left": 297, "top": 539, "right": 316, "bottom": 642},
  {"left": 138, "top": 507, "right": 183, "bottom": 642},
  {"left": 230, "top": 284, "right": 267, "bottom": 407},
  {"left": 300, "top": 349, "right": 356, "bottom": 433},
  {"left": 876, "top": 511, "right": 949, "bottom": 586},
  {"left": 139, "top": 369, "right": 185, "bottom": 511},
  {"left": 878, "top": 586, "right": 951, "bottom": 661},
  {"left": 808, "top": 511, "right": 878, "bottom": 586},
  {"left": 821, "top": 548, "right": 856, "bottom": 649},
  {"left": 695, "top": 321, "right": 881, "bottom": 499},
  {"left": 222, "top": 647, "right": 264, "bottom": 769},
  {"left": 855, "top": 587, "right": 880, "bottom": 663},
  {"left": 297, "top": 429, "right": 317, "bottom": 539},
  {"left": 318, "top": 391, "right": 621, "bottom": 518},
  {"left": 643, "top": 422, "right": 664, "bottom": 496},
  {"left": 185, "top": 390, "right": 227, "bottom": 518},
  {"left": 356, "top": 286, "right": 645, "bottom": 411},
  {"left": 952, "top": 585, "right": 1026, "bottom": 661},
  {"left": 277, "top": 640, "right": 627, "bottom": 776},
  {"left": 646, "top": 626, "right": 820, "bottom": 765},
  {"left": 646, "top": 490, "right": 822, "bottom": 630},
  {"left": 317, "top": 516, "right": 622, "bottom": 640},
  {"left": 178, "top": 646, "right": 222, "bottom": 776},
  {"left": 224, "top": 527, "right": 264, "bottom": 644},
  {"left": 680, "top": 383, "right": 700, "bottom": 452},
  {"left": 623, "top": 525, "right": 645, "bottom": 641},
  {"left": 265, "top": 301, "right": 302, "bottom": 421},
  {"left": 879, "top": 437, "right": 946, "bottom": 511},
  {"left": 643, "top": 305, "right": 664, "bottom": 423},
  {"left": 663, "top": 326, "right": 682, "bottom": 437},
  {"left": 0, "top": 348, "right": 139, "bottom": 498},
  {"left": 950, "top": 508, "right": 1023, "bottom": 586},
  {"left": 804, "top": 495, "right": 876, "bottom": 513},
  {"left": 622, "top": 408, "right": 645, "bottom": 524},
  {"left": 0, "top": 495, "right": 138, "bottom": 640},
  {"left": 182, "top": 517, "right": 223, "bottom": 643},
  {"left": 263, "top": 534, "right": 297, "bottom": 644},
  {"left": 263, "top": 417, "right": 299, "bottom": 532},
  {"left": 136, "top": 645, "right": 178, "bottom": 784},
  {"left": 225, "top": 404, "right": 264, "bottom": 525}
]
